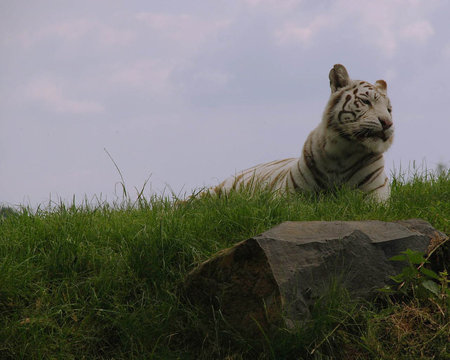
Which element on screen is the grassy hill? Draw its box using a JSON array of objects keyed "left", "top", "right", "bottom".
[{"left": 0, "top": 172, "right": 448, "bottom": 359}]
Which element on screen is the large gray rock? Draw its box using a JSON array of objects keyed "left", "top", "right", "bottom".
[{"left": 183, "top": 219, "right": 447, "bottom": 335}]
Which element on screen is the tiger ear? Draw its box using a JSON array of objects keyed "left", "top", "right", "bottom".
[
  {"left": 375, "top": 80, "right": 387, "bottom": 95},
  {"left": 329, "top": 64, "right": 351, "bottom": 93}
]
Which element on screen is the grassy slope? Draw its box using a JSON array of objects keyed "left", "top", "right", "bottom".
[{"left": 0, "top": 173, "right": 448, "bottom": 359}]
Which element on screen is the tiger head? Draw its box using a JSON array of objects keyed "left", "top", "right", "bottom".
[{"left": 325, "top": 64, "right": 394, "bottom": 154}]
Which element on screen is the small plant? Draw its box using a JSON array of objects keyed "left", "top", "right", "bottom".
[{"left": 381, "top": 248, "right": 449, "bottom": 311}]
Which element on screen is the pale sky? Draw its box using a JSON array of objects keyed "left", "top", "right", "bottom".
[{"left": 1, "top": 0, "right": 449, "bottom": 208}]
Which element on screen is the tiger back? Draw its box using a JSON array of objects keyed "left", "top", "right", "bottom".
[{"left": 209, "top": 64, "right": 394, "bottom": 202}]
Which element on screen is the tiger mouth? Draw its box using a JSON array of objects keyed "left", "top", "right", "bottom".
[
  {"left": 373, "top": 131, "right": 389, "bottom": 141},
  {"left": 355, "top": 130, "right": 391, "bottom": 142}
]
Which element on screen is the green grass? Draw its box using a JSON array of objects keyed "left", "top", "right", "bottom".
[{"left": 0, "top": 172, "right": 449, "bottom": 359}]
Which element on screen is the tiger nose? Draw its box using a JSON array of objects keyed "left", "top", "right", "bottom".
[{"left": 379, "top": 117, "right": 393, "bottom": 130}]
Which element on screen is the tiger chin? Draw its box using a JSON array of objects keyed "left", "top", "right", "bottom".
[{"left": 209, "top": 64, "right": 394, "bottom": 202}]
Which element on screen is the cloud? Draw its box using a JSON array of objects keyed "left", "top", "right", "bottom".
[
  {"left": 274, "top": 15, "right": 331, "bottom": 46},
  {"left": 192, "top": 70, "right": 230, "bottom": 88},
  {"left": 26, "top": 77, "right": 104, "bottom": 114},
  {"left": 135, "top": 12, "right": 230, "bottom": 48},
  {"left": 243, "top": 0, "right": 301, "bottom": 11},
  {"left": 444, "top": 43, "right": 450, "bottom": 59},
  {"left": 15, "top": 18, "right": 135, "bottom": 47},
  {"left": 400, "top": 20, "right": 434, "bottom": 43},
  {"left": 109, "top": 59, "right": 176, "bottom": 96},
  {"left": 272, "top": 0, "right": 436, "bottom": 56},
  {"left": 348, "top": 2, "right": 399, "bottom": 55}
]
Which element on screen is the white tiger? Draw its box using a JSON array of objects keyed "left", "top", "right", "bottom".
[{"left": 209, "top": 64, "right": 394, "bottom": 202}]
